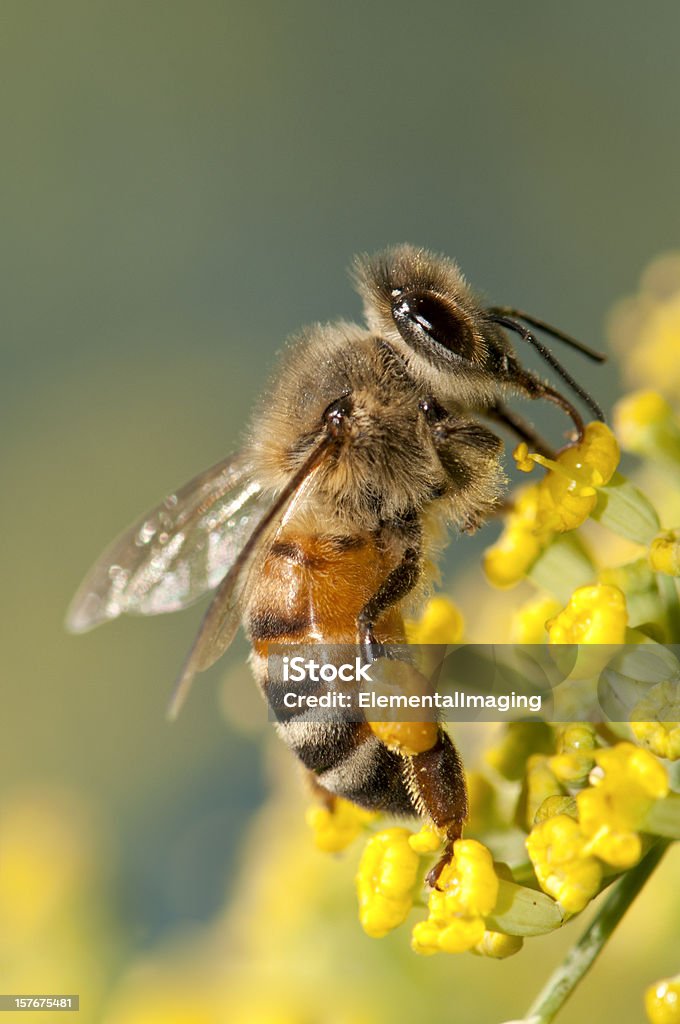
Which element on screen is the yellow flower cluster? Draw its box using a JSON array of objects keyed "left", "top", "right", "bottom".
[
  {"left": 649, "top": 530, "right": 680, "bottom": 577},
  {"left": 526, "top": 814, "right": 602, "bottom": 914},
  {"left": 473, "top": 930, "right": 524, "bottom": 959},
  {"left": 546, "top": 583, "right": 628, "bottom": 645},
  {"left": 510, "top": 594, "right": 561, "bottom": 643},
  {"left": 576, "top": 743, "right": 669, "bottom": 868},
  {"left": 411, "top": 839, "right": 501, "bottom": 955},
  {"left": 608, "top": 252, "right": 680, "bottom": 399},
  {"left": 306, "top": 798, "right": 377, "bottom": 853},
  {"left": 631, "top": 681, "right": 680, "bottom": 760},
  {"left": 514, "top": 422, "right": 620, "bottom": 532},
  {"left": 484, "top": 422, "right": 619, "bottom": 587},
  {"left": 646, "top": 975, "right": 680, "bottom": 1024},
  {"left": 577, "top": 745, "right": 667, "bottom": 872},
  {"left": 614, "top": 390, "right": 680, "bottom": 460},
  {"left": 355, "top": 829, "right": 520, "bottom": 958},
  {"left": 549, "top": 723, "right": 597, "bottom": 784},
  {"left": 483, "top": 484, "right": 551, "bottom": 588},
  {"left": 308, "top": 278, "right": 680, "bottom": 996},
  {"left": 526, "top": 741, "right": 670, "bottom": 911},
  {"left": 485, "top": 721, "right": 554, "bottom": 782},
  {"left": 524, "top": 754, "right": 565, "bottom": 829},
  {"left": 408, "top": 823, "right": 443, "bottom": 854},
  {"left": 405, "top": 594, "right": 464, "bottom": 644},
  {"left": 356, "top": 828, "right": 421, "bottom": 938},
  {"left": 515, "top": 727, "right": 598, "bottom": 834}
]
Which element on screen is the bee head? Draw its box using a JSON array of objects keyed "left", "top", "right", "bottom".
[{"left": 352, "top": 244, "right": 513, "bottom": 406}]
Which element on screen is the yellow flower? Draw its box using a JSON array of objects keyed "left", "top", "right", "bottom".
[
  {"left": 356, "top": 828, "right": 421, "bottom": 938},
  {"left": 526, "top": 815, "right": 602, "bottom": 913},
  {"left": 631, "top": 681, "right": 680, "bottom": 761},
  {"left": 510, "top": 594, "right": 561, "bottom": 643},
  {"left": 576, "top": 743, "right": 669, "bottom": 868},
  {"left": 615, "top": 390, "right": 671, "bottom": 435},
  {"left": 408, "top": 823, "right": 442, "bottom": 854},
  {"left": 485, "top": 425, "right": 619, "bottom": 589},
  {"left": 512, "top": 442, "right": 536, "bottom": 473},
  {"left": 483, "top": 485, "right": 551, "bottom": 588},
  {"left": 305, "top": 798, "right": 377, "bottom": 853},
  {"left": 646, "top": 975, "right": 680, "bottom": 1024},
  {"left": 614, "top": 390, "right": 680, "bottom": 460},
  {"left": 473, "top": 930, "right": 523, "bottom": 959},
  {"left": 0, "top": 791, "right": 94, "bottom": 941},
  {"left": 411, "top": 840, "right": 499, "bottom": 955},
  {"left": 524, "top": 754, "right": 564, "bottom": 830},
  {"left": 485, "top": 722, "right": 554, "bottom": 782},
  {"left": 649, "top": 529, "right": 680, "bottom": 576},
  {"left": 534, "top": 795, "right": 578, "bottom": 823},
  {"left": 514, "top": 423, "right": 620, "bottom": 533},
  {"left": 405, "top": 595, "right": 464, "bottom": 644},
  {"left": 547, "top": 583, "right": 628, "bottom": 645},
  {"left": 104, "top": 974, "right": 222, "bottom": 1024},
  {"left": 549, "top": 723, "right": 597, "bottom": 784},
  {"left": 608, "top": 252, "right": 680, "bottom": 398}
]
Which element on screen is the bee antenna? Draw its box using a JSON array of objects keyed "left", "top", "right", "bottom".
[
  {"left": 489, "top": 314, "right": 606, "bottom": 423},
  {"left": 487, "top": 307, "right": 607, "bottom": 363}
]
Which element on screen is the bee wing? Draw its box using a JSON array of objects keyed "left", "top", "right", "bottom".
[
  {"left": 167, "top": 434, "right": 333, "bottom": 719},
  {"left": 66, "top": 452, "right": 271, "bottom": 634}
]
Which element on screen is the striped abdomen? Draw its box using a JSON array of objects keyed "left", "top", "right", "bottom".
[
  {"left": 244, "top": 530, "right": 420, "bottom": 813},
  {"left": 245, "top": 531, "right": 406, "bottom": 650},
  {"left": 243, "top": 531, "right": 466, "bottom": 832}
]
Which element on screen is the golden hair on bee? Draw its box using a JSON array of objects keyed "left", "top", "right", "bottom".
[{"left": 248, "top": 320, "right": 505, "bottom": 534}]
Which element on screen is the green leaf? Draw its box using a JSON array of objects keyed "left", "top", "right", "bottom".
[
  {"left": 599, "top": 558, "right": 666, "bottom": 632},
  {"left": 529, "top": 534, "right": 595, "bottom": 602},
  {"left": 592, "top": 473, "right": 660, "bottom": 544},
  {"left": 657, "top": 573, "right": 680, "bottom": 643},
  {"left": 643, "top": 792, "right": 680, "bottom": 839},
  {"left": 486, "top": 879, "right": 564, "bottom": 936}
]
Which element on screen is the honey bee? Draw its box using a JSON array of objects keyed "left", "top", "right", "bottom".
[{"left": 67, "top": 245, "right": 604, "bottom": 884}]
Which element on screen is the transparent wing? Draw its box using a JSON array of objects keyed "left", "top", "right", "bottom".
[
  {"left": 66, "top": 452, "right": 271, "bottom": 633},
  {"left": 167, "top": 434, "right": 334, "bottom": 719}
]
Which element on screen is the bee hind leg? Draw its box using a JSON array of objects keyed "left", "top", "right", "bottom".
[
  {"left": 425, "top": 838, "right": 458, "bottom": 889},
  {"left": 406, "top": 728, "right": 469, "bottom": 889},
  {"left": 304, "top": 768, "right": 337, "bottom": 811}
]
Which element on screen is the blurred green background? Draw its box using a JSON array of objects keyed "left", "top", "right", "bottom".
[{"left": 2, "top": 2, "right": 680, "bottom": 1022}]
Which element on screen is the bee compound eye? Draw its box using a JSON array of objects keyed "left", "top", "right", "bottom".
[{"left": 392, "top": 291, "right": 476, "bottom": 362}]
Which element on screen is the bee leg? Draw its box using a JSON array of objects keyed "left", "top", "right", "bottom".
[
  {"left": 407, "top": 729, "right": 469, "bottom": 889},
  {"left": 484, "top": 399, "right": 556, "bottom": 459},
  {"left": 357, "top": 534, "right": 421, "bottom": 661},
  {"left": 426, "top": 415, "right": 504, "bottom": 533},
  {"left": 426, "top": 842, "right": 456, "bottom": 889},
  {"left": 304, "top": 769, "right": 337, "bottom": 811}
]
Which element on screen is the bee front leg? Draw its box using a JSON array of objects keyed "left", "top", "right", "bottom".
[
  {"left": 424, "top": 411, "right": 505, "bottom": 533},
  {"left": 483, "top": 399, "right": 556, "bottom": 459}
]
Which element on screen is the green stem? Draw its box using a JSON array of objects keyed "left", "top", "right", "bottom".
[
  {"left": 523, "top": 840, "right": 670, "bottom": 1024},
  {"left": 658, "top": 573, "right": 680, "bottom": 642}
]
